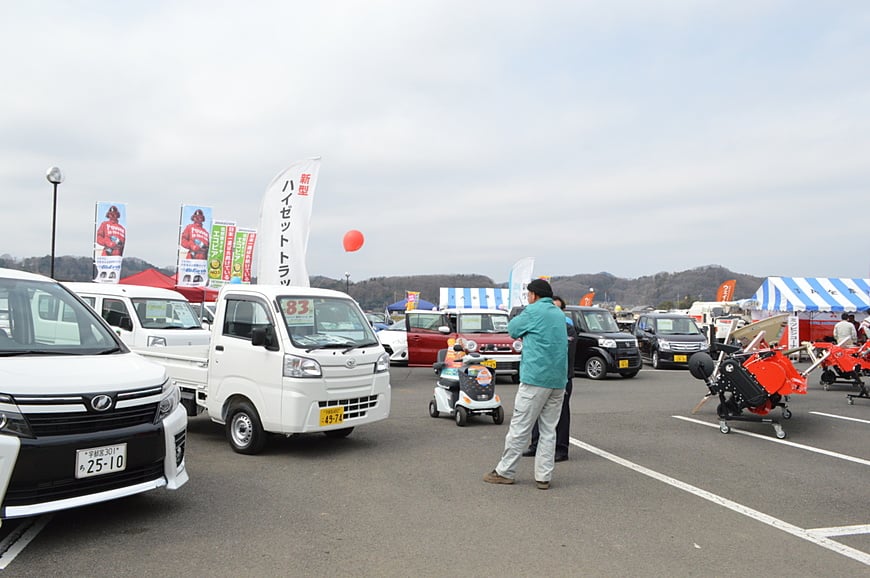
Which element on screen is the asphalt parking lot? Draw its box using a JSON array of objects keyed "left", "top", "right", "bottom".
[{"left": 1, "top": 363, "right": 868, "bottom": 577}]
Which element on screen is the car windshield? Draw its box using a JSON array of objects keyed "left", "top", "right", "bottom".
[
  {"left": 0, "top": 278, "right": 121, "bottom": 355},
  {"left": 456, "top": 313, "right": 509, "bottom": 333},
  {"left": 131, "top": 298, "right": 202, "bottom": 329},
  {"left": 278, "top": 296, "right": 379, "bottom": 348},
  {"left": 581, "top": 310, "right": 620, "bottom": 332},
  {"left": 366, "top": 312, "right": 388, "bottom": 324},
  {"left": 656, "top": 318, "right": 702, "bottom": 335}
]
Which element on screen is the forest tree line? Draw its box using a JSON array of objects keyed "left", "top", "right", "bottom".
[{"left": 0, "top": 255, "right": 762, "bottom": 312}]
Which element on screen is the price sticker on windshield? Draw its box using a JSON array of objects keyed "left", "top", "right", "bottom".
[{"left": 282, "top": 299, "right": 315, "bottom": 326}]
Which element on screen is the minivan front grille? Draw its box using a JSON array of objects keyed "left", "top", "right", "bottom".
[
  {"left": 25, "top": 404, "right": 158, "bottom": 436},
  {"left": 670, "top": 342, "right": 705, "bottom": 352},
  {"left": 13, "top": 385, "right": 162, "bottom": 437}
]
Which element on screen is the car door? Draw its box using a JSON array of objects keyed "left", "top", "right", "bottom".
[
  {"left": 209, "top": 297, "right": 284, "bottom": 430},
  {"left": 406, "top": 311, "right": 449, "bottom": 366},
  {"left": 635, "top": 315, "right": 652, "bottom": 358}
]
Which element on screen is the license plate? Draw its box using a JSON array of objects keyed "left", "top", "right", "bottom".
[
  {"left": 320, "top": 406, "right": 344, "bottom": 426},
  {"left": 618, "top": 359, "right": 629, "bottom": 369},
  {"left": 76, "top": 443, "right": 127, "bottom": 479},
  {"left": 481, "top": 359, "right": 497, "bottom": 369},
  {"left": 674, "top": 354, "right": 687, "bottom": 363}
]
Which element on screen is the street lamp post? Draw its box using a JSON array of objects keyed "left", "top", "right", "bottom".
[
  {"left": 344, "top": 272, "right": 350, "bottom": 294},
  {"left": 45, "top": 166, "right": 64, "bottom": 279}
]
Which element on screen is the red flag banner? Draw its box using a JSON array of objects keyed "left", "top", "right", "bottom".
[
  {"left": 716, "top": 279, "right": 737, "bottom": 302},
  {"left": 579, "top": 292, "right": 595, "bottom": 306}
]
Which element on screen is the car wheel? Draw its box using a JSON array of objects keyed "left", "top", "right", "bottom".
[
  {"left": 652, "top": 350, "right": 662, "bottom": 370},
  {"left": 226, "top": 400, "right": 266, "bottom": 455},
  {"left": 585, "top": 356, "right": 607, "bottom": 380}
]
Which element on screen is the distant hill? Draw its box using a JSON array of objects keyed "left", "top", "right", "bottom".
[{"left": 0, "top": 256, "right": 762, "bottom": 311}]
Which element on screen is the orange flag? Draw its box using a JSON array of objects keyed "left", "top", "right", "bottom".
[
  {"left": 715, "top": 279, "right": 736, "bottom": 302},
  {"left": 579, "top": 292, "right": 595, "bottom": 306}
]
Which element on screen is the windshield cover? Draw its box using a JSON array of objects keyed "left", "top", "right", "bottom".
[
  {"left": 0, "top": 278, "right": 121, "bottom": 355},
  {"left": 131, "top": 298, "right": 202, "bottom": 329},
  {"left": 457, "top": 313, "right": 510, "bottom": 334},
  {"left": 278, "top": 296, "right": 378, "bottom": 348}
]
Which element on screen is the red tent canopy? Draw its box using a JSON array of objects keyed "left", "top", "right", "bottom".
[{"left": 120, "top": 268, "right": 219, "bottom": 303}]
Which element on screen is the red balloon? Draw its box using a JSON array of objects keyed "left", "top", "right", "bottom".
[{"left": 342, "top": 230, "right": 364, "bottom": 252}]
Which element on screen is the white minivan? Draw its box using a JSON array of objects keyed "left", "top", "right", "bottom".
[
  {"left": 64, "top": 282, "right": 211, "bottom": 348},
  {"left": 0, "top": 268, "right": 188, "bottom": 522}
]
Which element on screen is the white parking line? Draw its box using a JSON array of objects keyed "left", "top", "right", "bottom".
[
  {"left": 0, "top": 514, "right": 51, "bottom": 570},
  {"left": 810, "top": 411, "right": 870, "bottom": 424},
  {"left": 569, "top": 437, "right": 870, "bottom": 566},
  {"left": 807, "top": 525, "right": 870, "bottom": 538},
  {"left": 672, "top": 415, "right": 870, "bottom": 467}
]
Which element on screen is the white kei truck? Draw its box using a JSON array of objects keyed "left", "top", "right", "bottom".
[
  {"left": 62, "top": 282, "right": 211, "bottom": 348},
  {"left": 0, "top": 268, "right": 188, "bottom": 524},
  {"left": 134, "top": 284, "right": 392, "bottom": 454}
]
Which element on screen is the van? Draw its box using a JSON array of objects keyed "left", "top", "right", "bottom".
[
  {"left": 564, "top": 306, "right": 642, "bottom": 380},
  {"left": 0, "top": 268, "right": 188, "bottom": 521},
  {"left": 634, "top": 312, "right": 709, "bottom": 369},
  {"left": 64, "top": 282, "right": 211, "bottom": 348}
]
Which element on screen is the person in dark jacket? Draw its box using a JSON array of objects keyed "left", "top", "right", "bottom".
[{"left": 523, "top": 296, "right": 576, "bottom": 461}]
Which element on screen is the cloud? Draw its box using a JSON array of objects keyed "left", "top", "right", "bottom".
[{"left": 1, "top": 1, "right": 869, "bottom": 282}]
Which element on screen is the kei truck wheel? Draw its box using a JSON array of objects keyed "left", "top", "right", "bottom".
[{"left": 226, "top": 400, "right": 267, "bottom": 455}]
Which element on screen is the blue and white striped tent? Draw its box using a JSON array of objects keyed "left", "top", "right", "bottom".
[
  {"left": 751, "top": 277, "right": 870, "bottom": 312},
  {"left": 439, "top": 287, "right": 509, "bottom": 310}
]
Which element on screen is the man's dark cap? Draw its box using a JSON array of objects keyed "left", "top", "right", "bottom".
[{"left": 527, "top": 279, "right": 553, "bottom": 299}]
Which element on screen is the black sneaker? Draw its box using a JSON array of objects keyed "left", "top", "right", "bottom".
[{"left": 522, "top": 448, "right": 536, "bottom": 457}]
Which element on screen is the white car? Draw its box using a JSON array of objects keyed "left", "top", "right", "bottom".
[{"left": 378, "top": 321, "right": 408, "bottom": 364}]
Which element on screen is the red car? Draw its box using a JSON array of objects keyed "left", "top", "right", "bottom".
[{"left": 405, "top": 308, "right": 522, "bottom": 382}]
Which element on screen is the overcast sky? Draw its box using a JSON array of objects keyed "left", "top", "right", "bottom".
[{"left": 2, "top": 1, "right": 869, "bottom": 284}]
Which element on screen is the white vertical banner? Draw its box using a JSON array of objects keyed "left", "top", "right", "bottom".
[
  {"left": 508, "top": 257, "right": 535, "bottom": 308},
  {"left": 257, "top": 157, "right": 321, "bottom": 286},
  {"left": 787, "top": 313, "right": 800, "bottom": 353}
]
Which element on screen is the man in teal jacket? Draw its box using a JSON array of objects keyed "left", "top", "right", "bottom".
[{"left": 484, "top": 278, "right": 568, "bottom": 490}]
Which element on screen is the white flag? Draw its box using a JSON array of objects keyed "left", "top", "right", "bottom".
[
  {"left": 256, "top": 158, "right": 321, "bottom": 286},
  {"left": 508, "top": 257, "right": 535, "bottom": 308}
]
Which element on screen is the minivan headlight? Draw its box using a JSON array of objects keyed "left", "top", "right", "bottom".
[
  {"left": 513, "top": 340, "right": 523, "bottom": 352},
  {"left": 155, "top": 380, "right": 180, "bottom": 423},
  {"left": 658, "top": 339, "right": 672, "bottom": 351},
  {"left": 0, "top": 395, "right": 33, "bottom": 438},
  {"left": 284, "top": 354, "right": 322, "bottom": 378},
  {"left": 464, "top": 340, "right": 478, "bottom": 352}
]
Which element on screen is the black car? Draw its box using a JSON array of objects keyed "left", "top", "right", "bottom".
[
  {"left": 634, "top": 312, "right": 709, "bottom": 369},
  {"left": 564, "top": 306, "right": 642, "bottom": 380}
]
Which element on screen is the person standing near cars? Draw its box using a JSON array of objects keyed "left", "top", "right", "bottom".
[
  {"left": 484, "top": 279, "right": 567, "bottom": 490},
  {"left": 523, "top": 295, "right": 576, "bottom": 462}
]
